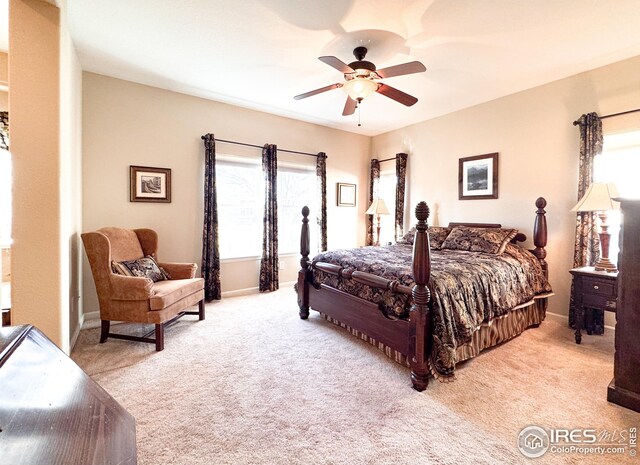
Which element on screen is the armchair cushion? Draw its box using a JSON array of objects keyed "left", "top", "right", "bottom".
[
  {"left": 112, "top": 255, "right": 169, "bottom": 282},
  {"left": 149, "top": 278, "right": 204, "bottom": 310}
]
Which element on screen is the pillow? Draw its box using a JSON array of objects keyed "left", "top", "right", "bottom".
[
  {"left": 398, "top": 227, "right": 416, "bottom": 245},
  {"left": 111, "top": 255, "right": 170, "bottom": 282},
  {"left": 428, "top": 227, "right": 452, "bottom": 250},
  {"left": 397, "top": 226, "right": 452, "bottom": 250},
  {"left": 440, "top": 226, "right": 518, "bottom": 254}
]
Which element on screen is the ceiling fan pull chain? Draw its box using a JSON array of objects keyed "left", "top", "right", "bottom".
[{"left": 358, "top": 100, "right": 361, "bottom": 127}]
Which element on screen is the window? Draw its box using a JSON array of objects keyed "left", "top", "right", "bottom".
[
  {"left": 277, "top": 165, "right": 318, "bottom": 254},
  {"left": 377, "top": 171, "right": 397, "bottom": 245},
  {"left": 216, "top": 156, "right": 318, "bottom": 259},
  {"left": 216, "top": 157, "right": 263, "bottom": 259},
  {"left": 594, "top": 130, "right": 640, "bottom": 263}
]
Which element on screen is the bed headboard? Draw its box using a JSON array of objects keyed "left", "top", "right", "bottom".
[{"left": 446, "top": 222, "right": 527, "bottom": 244}]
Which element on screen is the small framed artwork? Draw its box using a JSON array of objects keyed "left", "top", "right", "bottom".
[
  {"left": 130, "top": 165, "right": 172, "bottom": 203},
  {"left": 337, "top": 182, "right": 356, "bottom": 207},
  {"left": 458, "top": 153, "right": 499, "bottom": 200}
]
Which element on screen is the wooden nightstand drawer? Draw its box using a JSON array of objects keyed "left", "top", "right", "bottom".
[
  {"left": 581, "top": 277, "right": 616, "bottom": 298},
  {"left": 583, "top": 293, "right": 616, "bottom": 310}
]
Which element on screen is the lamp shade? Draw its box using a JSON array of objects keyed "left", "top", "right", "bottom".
[
  {"left": 343, "top": 77, "right": 378, "bottom": 101},
  {"left": 365, "top": 198, "right": 390, "bottom": 215},
  {"left": 571, "top": 182, "right": 620, "bottom": 212}
]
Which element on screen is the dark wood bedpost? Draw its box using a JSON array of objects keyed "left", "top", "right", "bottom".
[
  {"left": 298, "top": 206, "right": 311, "bottom": 319},
  {"left": 532, "top": 197, "right": 548, "bottom": 277},
  {"left": 409, "top": 202, "right": 432, "bottom": 391}
]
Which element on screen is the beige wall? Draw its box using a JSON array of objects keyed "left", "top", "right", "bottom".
[
  {"left": 372, "top": 55, "right": 640, "bottom": 319},
  {"left": 82, "top": 73, "right": 370, "bottom": 313},
  {"left": 9, "top": 0, "right": 83, "bottom": 353}
]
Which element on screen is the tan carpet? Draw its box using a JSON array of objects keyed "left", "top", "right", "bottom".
[{"left": 72, "top": 287, "right": 639, "bottom": 465}]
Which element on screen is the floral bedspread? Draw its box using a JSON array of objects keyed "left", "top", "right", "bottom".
[{"left": 311, "top": 243, "right": 552, "bottom": 378}]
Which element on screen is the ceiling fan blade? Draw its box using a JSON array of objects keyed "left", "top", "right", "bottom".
[
  {"left": 294, "top": 83, "right": 342, "bottom": 100},
  {"left": 342, "top": 96, "right": 357, "bottom": 116},
  {"left": 319, "top": 56, "right": 354, "bottom": 74},
  {"left": 376, "top": 61, "right": 426, "bottom": 79},
  {"left": 376, "top": 84, "right": 418, "bottom": 106}
]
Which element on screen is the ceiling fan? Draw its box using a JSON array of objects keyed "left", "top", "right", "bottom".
[{"left": 294, "top": 46, "right": 426, "bottom": 116}]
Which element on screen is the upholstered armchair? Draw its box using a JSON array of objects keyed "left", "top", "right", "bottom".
[{"left": 82, "top": 227, "right": 205, "bottom": 351}]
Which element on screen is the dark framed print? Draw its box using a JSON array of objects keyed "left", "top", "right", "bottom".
[
  {"left": 337, "top": 182, "right": 356, "bottom": 207},
  {"left": 458, "top": 153, "right": 498, "bottom": 200},
  {"left": 130, "top": 165, "right": 172, "bottom": 203}
]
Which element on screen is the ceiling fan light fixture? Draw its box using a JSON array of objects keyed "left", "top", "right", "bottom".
[{"left": 343, "top": 77, "right": 378, "bottom": 101}]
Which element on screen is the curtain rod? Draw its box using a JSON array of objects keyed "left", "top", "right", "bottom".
[
  {"left": 200, "top": 136, "right": 324, "bottom": 158},
  {"left": 572, "top": 108, "right": 640, "bottom": 126}
]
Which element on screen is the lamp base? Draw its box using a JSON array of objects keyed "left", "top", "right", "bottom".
[
  {"left": 374, "top": 215, "right": 381, "bottom": 247},
  {"left": 596, "top": 223, "right": 617, "bottom": 272},
  {"left": 594, "top": 258, "right": 617, "bottom": 273}
]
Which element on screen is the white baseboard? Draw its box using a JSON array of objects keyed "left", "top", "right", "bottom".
[
  {"left": 546, "top": 310, "right": 615, "bottom": 332},
  {"left": 70, "top": 312, "right": 85, "bottom": 349},
  {"left": 82, "top": 310, "right": 101, "bottom": 329},
  {"left": 545, "top": 311, "right": 567, "bottom": 324},
  {"left": 221, "top": 281, "right": 295, "bottom": 298},
  {"left": 221, "top": 287, "right": 259, "bottom": 298}
]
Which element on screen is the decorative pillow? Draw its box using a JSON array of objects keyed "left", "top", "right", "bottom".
[
  {"left": 111, "top": 255, "right": 170, "bottom": 282},
  {"left": 398, "top": 227, "right": 416, "bottom": 245},
  {"left": 440, "top": 226, "right": 518, "bottom": 254},
  {"left": 397, "top": 226, "right": 452, "bottom": 250},
  {"left": 428, "top": 227, "right": 452, "bottom": 250}
]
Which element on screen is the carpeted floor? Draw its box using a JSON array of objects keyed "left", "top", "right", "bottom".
[{"left": 72, "top": 287, "right": 639, "bottom": 465}]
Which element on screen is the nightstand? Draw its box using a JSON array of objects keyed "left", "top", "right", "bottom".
[{"left": 570, "top": 266, "right": 618, "bottom": 344}]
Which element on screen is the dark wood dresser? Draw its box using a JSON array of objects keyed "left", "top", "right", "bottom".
[
  {"left": 0, "top": 325, "right": 137, "bottom": 464},
  {"left": 608, "top": 199, "right": 640, "bottom": 413}
]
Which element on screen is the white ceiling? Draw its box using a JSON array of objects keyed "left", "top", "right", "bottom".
[{"left": 6, "top": 1, "right": 640, "bottom": 136}]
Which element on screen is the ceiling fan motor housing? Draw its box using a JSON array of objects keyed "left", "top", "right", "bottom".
[{"left": 348, "top": 46, "right": 376, "bottom": 76}]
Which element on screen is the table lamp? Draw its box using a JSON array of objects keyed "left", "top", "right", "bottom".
[
  {"left": 365, "top": 198, "right": 390, "bottom": 246},
  {"left": 571, "top": 182, "right": 620, "bottom": 272}
]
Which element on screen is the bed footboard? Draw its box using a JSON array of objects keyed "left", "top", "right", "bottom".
[
  {"left": 297, "top": 203, "right": 433, "bottom": 391},
  {"left": 408, "top": 202, "right": 431, "bottom": 391},
  {"left": 297, "top": 206, "right": 311, "bottom": 320}
]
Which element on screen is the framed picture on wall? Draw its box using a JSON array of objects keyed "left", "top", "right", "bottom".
[
  {"left": 337, "top": 182, "right": 356, "bottom": 207},
  {"left": 130, "top": 166, "right": 172, "bottom": 203},
  {"left": 458, "top": 153, "right": 499, "bottom": 200}
]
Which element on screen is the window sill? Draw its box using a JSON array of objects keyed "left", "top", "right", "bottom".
[
  {"left": 220, "top": 252, "right": 300, "bottom": 263},
  {"left": 220, "top": 255, "right": 261, "bottom": 264}
]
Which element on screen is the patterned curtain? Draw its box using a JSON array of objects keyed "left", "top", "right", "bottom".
[
  {"left": 201, "top": 133, "right": 221, "bottom": 301},
  {"left": 570, "top": 112, "right": 604, "bottom": 333},
  {"left": 394, "top": 153, "right": 408, "bottom": 242},
  {"left": 316, "top": 152, "right": 327, "bottom": 252},
  {"left": 366, "top": 159, "right": 381, "bottom": 246},
  {"left": 0, "top": 112, "right": 8, "bottom": 150},
  {"left": 259, "top": 144, "right": 279, "bottom": 292}
]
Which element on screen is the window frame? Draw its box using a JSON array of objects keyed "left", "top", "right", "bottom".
[
  {"left": 216, "top": 154, "right": 264, "bottom": 261},
  {"left": 215, "top": 154, "right": 319, "bottom": 261}
]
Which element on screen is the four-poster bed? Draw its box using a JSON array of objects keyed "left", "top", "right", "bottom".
[{"left": 296, "top": 197, "right": 551, "bottom": 391}]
